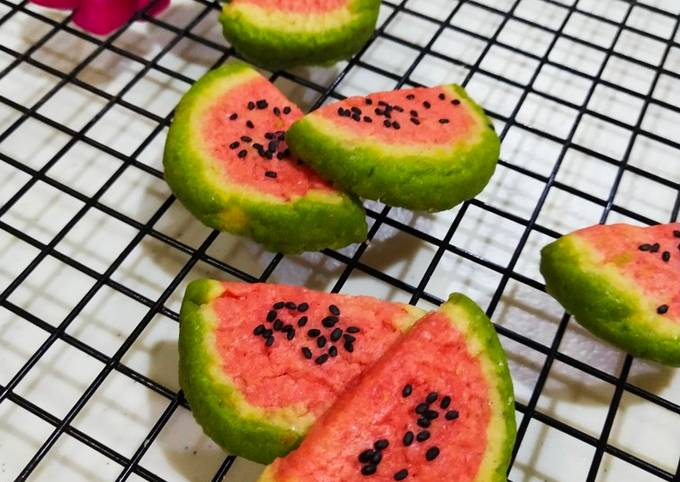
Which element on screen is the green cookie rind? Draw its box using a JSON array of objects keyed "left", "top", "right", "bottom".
[
  {"left": 286, "top": 85, "right": 500, "bottom": 212},
  {"left": 179, "top": 279, "right": 303, "bottom": 464},
  {"left": 219, "top": 0, "right": 380, "bottom": 70},
  {"left": 540, "top": 235, "right": 680, "bottom": 367},
  {"left": 443, "top": 293, "right": 516, "bottom": 481},
  {"left": 163, "top": 63, "right": 368, "bottom": 254}
]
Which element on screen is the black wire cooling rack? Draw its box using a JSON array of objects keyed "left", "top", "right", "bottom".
[{"left": 0, "top": 0, "right": 679, "bottom": 481}]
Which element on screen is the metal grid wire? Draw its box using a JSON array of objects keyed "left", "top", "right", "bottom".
[{"left": 0, "top": 0, "right": 679, "bottom": 481}]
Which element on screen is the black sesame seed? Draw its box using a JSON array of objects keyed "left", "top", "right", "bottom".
[
  {"left": 315, "top": 354, "right": 329, "bottom": 365},
  {"left": 392, "top": 121, "right": 400, "bottom": 130},
  {"left": 410, "top": 110, "right": 418, "bottom": 117},
  {"left": 265, "top": 132, "right": 275, "bottom": 140},
  {"left": 273, "top": 301, "right": 285, "bottom": 309},
  {"left": 402, "top": 384, "right": 413, "bottom": 397},
  {"left": 346, "top": 326, "right": 360, "bottom": 333},
  {"left": 375, "top": 108, "right": 384, "bottom": 116},
  {"left": 273, "top": 107, "right": 281, "bottom": 116},
  {"left": 246, "top": 120, "right": 254, "bottom": 128},
  {"left": 337, "top": 107, "right": 345, "bottom": 116},
  {"left": 266, "top": 310, "right": 277, "bottom": 322},
  {"left": 308, "top": 329, "right": 321, "bottom": 338},
  {"left": 329, "top": 304, "right": 340, "bottom": 315},
  {"left": 256, "top": 99, "right": 268, "bottom": 109},
  {"left": 329, "top": 346, "right": 338, "bottom": 357},
  {"left": 371, "top": 451, "right": 382, "bottom": 464},
  {"left": 425, "top": 447, "right": 440, "bottom": 461},
  {"left": 361, "top": 464, "right": 377, "bottom": 476},
  {"left": 263, "top": 329, "right": 273, "bottom": 338},
  {"left": 302, "top": 347, "right": 312, "bottom": 359},
  {"left": 352, "top": 113, "right": 361, "bottom": 121},
  {"left": 658, "top": 305, "right": 669, "bottom": 315},
  {"left": 273, "top": 319, "right": 283, "bottom": 331},
  {"left": 416, "top": 430, "right": 431, "bottom": 442},
  {"left": 438, "top": 93, "right": 446, "bottom": 100},
  {"left": 374, "top": 439, "right": 389, "bottom": 450},
  {"left": 322, "top": 316, "right": 339, "bottom": 327},
  {"left": 426, "top": 392, "right": 438, "bottom": 404},
  {"left": 241, "top": 135, "right": 252, "bottom": 142},
  {"left": 344, "top": 342, "right": 354, "bottom": 353},
  {"left": 423, "top": 101, "right": 431, "bottom": 109},
  {"left": 651, "top": 243, "right": 660, "bottom": 253},
  {"left": 264, "top": 151, "right": 273, "bottom": 160},
  {"left": 359, "top": 449, "right": 374, "bottom": 463},
  {"left": 285, "top": 301, "right": 296, "bottom": 309},
  {"left": 445, "top": 410, "right": 459, "bottom": 420},
  {"left": 439, "top": 118, "right": 450, "bottom": 124},
  {"left": 330, "top": 328, "right": 343, "bottom": 342},
  {"left": 385, "top": 105, "right": 393, "bottom": 112},
  {"left": 424, "top": 410, "right": 439, "bottom": 420},
  {"left": 283, "top": 324, "right": 293, "bottom": 333},
  {"left": 297, "top": 302, "right": 309, "bottom": 312},
  {"left": 378, "top": 100, "right": 388, "bottom": 106},
  {"left": 662, "top": 251, "right": 671, "bottom": 262},
  {"left": 283, "top": 106, "right": 292, "bottom": 114},
  {"left": 365, "top": 98, "right": 374, "bottom": 105},
  {"left": 317, "top": 336, "right": 327, "bottom": 348},
  {"left": 265, "top": 171, "right": 277, "bottom": 178},
  {"left": 253, "top": 324, "right": 265, "bottom": 335},
  {"left": 364, "top": 116, "right": 373, "bottom": 123},
  {"left": 415, "top": 403, "right": 428, "bottom": 414},
  {"left": 417, "top": 418, "right": 431, "bottom": 428},
  {"left": 297, "top": 316, "right": 308, "bottom": 327},
  {"left": 410, "top": 117, "right": 420, "bottom": 125},
  {"left": 440, "top": 396, "right": 451, "bottom": 409},
  {"left": 238, "top": 150, "right": 247, "bottom": 159},
  {"left": 393, "top": 105, "right": 404, "bottom": 112},
  {"left": 394, "top": 469, "right": 408, "bottom": 481},
  {"left": 639, "top": 244, "right": 652, "bottom": 251},
  {"left": 351, "top": 107, "right": 361, "bottom": 114},
  {"left": 247, "top": 101, "right": 255, "bottom": 110},
  {"left": 406, "top": 94, "right": 415, "bottom": 100},
  {"left": 253, "top": 142, "right": 263, "bottom": 151},
  {"left": 403, "top": 431, "right": 414, "bottom": 447},
  {"left": 452, "top": 99, "right": 461, "bottom": 105},
  {"left": 384, "top": 119, "right": 392, "bottom": 128},
  {"left": 265, "top": 336, "right": 274, "bottom": 347},
  {"left": 343, "top": 334, "right": 356, "bottom": 343},
  {"left": 674, "top": 230, "right": 680, "bottom": 238},
  {"left": 287, "top": 329, "right": 295, "bottom": 341},
  {"left": 229, "top": 113, "right": 238, "bottom": 120}
]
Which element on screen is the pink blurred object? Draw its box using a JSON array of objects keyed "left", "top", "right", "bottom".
[{"left": 30, "top": 0, "right": 170, "bottom": 35}]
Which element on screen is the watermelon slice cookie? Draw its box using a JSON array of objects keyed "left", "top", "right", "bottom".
[
  {"left": 286, "top": 85, "right": 500, "bottom": 212},
  {"left": 257, "top": 293, "right": 516, "bottom": 482},
  {"left": 163, "top": 63, "right": 367, "bottom": 254},
  {"left": 179, "top": 280, "right": 425, "bottom": 464},
  {"left": 219, "top": 0, "right": 380, "bottom": 70},
  {"left": 541, "top": 223, "right": 680, "bottom": 367}
]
